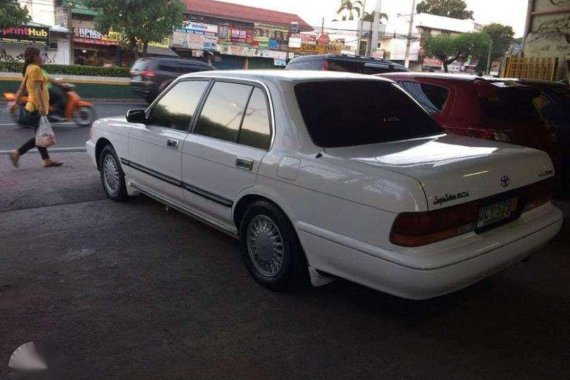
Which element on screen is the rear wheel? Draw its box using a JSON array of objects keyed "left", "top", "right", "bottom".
[
  {"left": 99, "top": 145, "right": 128, "bottom": 202},
  {"left": 239, "top": 201, "right": 307, "bottom": 291},
  {"left": 74, "top": 106, "right": 96, "bottom": 127}
]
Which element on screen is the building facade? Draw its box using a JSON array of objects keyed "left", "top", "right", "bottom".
[{"left": 523, "top": 0, "right": 570, "bottom": 80}]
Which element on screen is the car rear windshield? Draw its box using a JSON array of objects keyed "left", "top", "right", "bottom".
[
  {"left": 295, "top": 80, "right": 443, "bottom": 148},
  {"left": 479, "top": 86, "right": 545, "bottom": 124},
  {"left": 131, "top": 59, "right": 149, "bottom": 71}
]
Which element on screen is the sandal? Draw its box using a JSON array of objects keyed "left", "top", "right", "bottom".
[
  {"left": 44, "top": 161, "right": 63, "bottom": 168},
  {"left": 10, "top": 151, "right": 19, "bottom": 168}
]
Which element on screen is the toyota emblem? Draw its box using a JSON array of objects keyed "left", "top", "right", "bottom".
[{"left": 500, "top": 176, "right": 511, "bottom": 188}]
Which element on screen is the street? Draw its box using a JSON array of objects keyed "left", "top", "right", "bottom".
[
  {"left": 1, "top": 117, "right": 570, "bottom": 379},
  {"left": 0, "top": 102, "right": 145, "bottom": 152}
]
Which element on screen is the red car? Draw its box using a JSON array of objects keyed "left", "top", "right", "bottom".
[{"left": 380, "top": 73, "right": 559, "bottom": 169}]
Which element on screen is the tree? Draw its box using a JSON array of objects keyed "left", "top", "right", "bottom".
[
  {"left": 362, "top": 11, "right": 388, "bottom": 23},
  {"left": 480, "top": 23, "right": 515, "bottom": 68},
  {"left": 424, "top": 32, "right": 490, "bottom": 72},
  {"left": 337, "top": 0, "right": 364, "bottom": 21},
  {"left": 0, "top": 0, "right": 30, "bottom": 29},
  {"left": 416, "top": 0, "right": 474, "bottom": 20},
  {"left": 84, "top": 0, "right": 184, "bottom": 57}
]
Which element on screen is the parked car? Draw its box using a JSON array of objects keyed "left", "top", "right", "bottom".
[
  {"left": 130, "top": 57, "right": 215, "bottom": 102},
  {"left": 87, "top": 70, "right": 562, "bottom": 300},
  {"left": 506, "top": 79, "right": 570, "bottom": 192},
  {"left": 381, "top": 72, "right": 560, "bottom": 176},
  {"left": 286, "top": 54, "right": 408, "bottom": 74}
]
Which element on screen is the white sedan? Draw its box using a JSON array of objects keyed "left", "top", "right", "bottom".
[{"left": 86, "top": 71, "right": 563, "bottom": 300}]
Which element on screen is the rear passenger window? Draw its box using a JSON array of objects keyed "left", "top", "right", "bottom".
[
  {"left": 147, "top": 80, "right": 209, "bottom": 130},
  {"left": 239, "top": 88, "right": 271, "bottom": 150},
  {"left": 398, "top": 81, "right": 449, "bottom": 113},
  {"left": 194, "top": 82, "right": 253, "bottom": 143},
  {"left": 287, "top": 59, "right": 322, "bottom": 70}
]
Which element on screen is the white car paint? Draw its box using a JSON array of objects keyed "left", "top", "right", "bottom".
[{"left": 86, "top": 70, "right": 563, "bottom": 300}]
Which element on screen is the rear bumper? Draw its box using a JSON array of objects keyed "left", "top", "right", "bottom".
[
  {"left": 298, "top": 204, "right": 563, "bottom": 300},
  {"left": 130, "top": 80, "right": 155, "bottom": 98}
]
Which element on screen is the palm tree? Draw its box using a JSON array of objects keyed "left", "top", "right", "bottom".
[
  {"left": 337, "top": 0, "right": 364, "bottom": 21},
  {"left": 362, "top": 11, "right": 388, "bottom": 23}
]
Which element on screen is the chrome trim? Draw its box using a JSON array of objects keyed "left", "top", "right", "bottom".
[{"left": 130, "top": 182, "right": 238, "bottom": 238}]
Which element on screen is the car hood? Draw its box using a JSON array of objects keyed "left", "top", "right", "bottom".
[{"left": 324, "top": 134, "right": 555, "bottom": 210}]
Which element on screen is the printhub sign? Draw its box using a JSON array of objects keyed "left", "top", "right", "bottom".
[{"left": 0, "top": 26, "right": 49, "bottom": 46}]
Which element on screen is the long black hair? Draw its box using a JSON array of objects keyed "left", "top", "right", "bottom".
[{"left": 22, "top": 47, "right": 41, "bottom": 76}]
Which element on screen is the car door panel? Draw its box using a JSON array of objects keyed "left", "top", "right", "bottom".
[
  {"left": 181, "top": 82, "right": 272, "bottom": 226},
  {"left": 126, "top": 79, "right": 210, "bottom": 203}
]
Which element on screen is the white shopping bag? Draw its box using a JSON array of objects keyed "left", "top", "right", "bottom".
[{"left": 35, "top": 116, "right": 57, "bottom": 148}]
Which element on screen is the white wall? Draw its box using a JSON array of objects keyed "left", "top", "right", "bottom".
[{"left": 18, "top": 0, "right": 55, "bottom": 26}]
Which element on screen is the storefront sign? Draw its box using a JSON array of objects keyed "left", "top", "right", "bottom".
[
  {"left": 172, "top": 31, "right": 217, "bottom": 51},
  {"left": 254, "top": 23, "right": 288, "bottom": 47},
  {"left": 259, "top": 50, "right": 288, "bottom": 60},
  {"left": 0, "top": 26, "right": 49, "bottom": 46},
  {"left": 181, "top": 21, "right": 218, "bottom": 35},
  {"left": 289, "top": 33, "right": 302, "bottom": 48},
  {"left": 423, "top": 57, "right": 443, "bottom": 68},
  {"left": 296, "top": 43, "right": 342, "bottom": 55},
  {"left": 301, "top": 34, "right": 317, "bottom": 45},
  {"left": 148, "top": 37, "right": 170, "bottom": 49},
  {"left": 218, "top": 42, "right": 261, "bottom": 57},
  {"left": 74, "top": 28, "right": 119, "bottom": 46}
]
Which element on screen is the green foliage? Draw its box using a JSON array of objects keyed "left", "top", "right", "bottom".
[
  {"left": 424, "top": 32, "right": 490, "bottom": 72},
  {"left": 362, "top": 11, "right": 388, "bottom": 23},
  {"left": 482, "top": 23, "right": 515, "bottom": 60},
  {"left": 0, "top": 62, "right": 130, "bottom": 77},
  {"left": 84, "top": 0, "right": 185, "bottom": 56},
  {"left": 337, "top": 0, "right": 364, "bottom": 21},
  {"left": 416, "top": 0, "right": 474, "bottom": 20},
  {"left": 0, "top": 0, "right": 30, "bottom": 28}
]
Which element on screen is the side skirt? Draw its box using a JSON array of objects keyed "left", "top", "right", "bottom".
[{"left": 129, "top": 181, "right": 239, "bottom": 239}]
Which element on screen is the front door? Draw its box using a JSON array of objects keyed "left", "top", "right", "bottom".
[
  {"left": 181, "top": 81, "right": 273, "bottom": 227},
  {"left": 127, "top": 79, "right": 210, "bottom": 203}
]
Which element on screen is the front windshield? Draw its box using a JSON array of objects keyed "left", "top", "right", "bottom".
[{"left": 295, "top": 80, "right": 444, "bottom": 148}]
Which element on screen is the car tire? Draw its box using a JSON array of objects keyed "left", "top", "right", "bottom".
[
  {"left": 239, "top": 200, "right": 307, "bottom": 291},
  {"left": 99, "top": 145, "right": 129, "bottom": 202}
]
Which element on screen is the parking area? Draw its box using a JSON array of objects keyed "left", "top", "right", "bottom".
[{"left": 0, "top": 151, "right": 569, "bottom": 379}]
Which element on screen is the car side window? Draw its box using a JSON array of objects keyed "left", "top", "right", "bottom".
[
  {"left": 147, "top": 80, "right": 209, "bottom": 131},
  {"left": 194, "top": 82, "right": 253, "bottom": 143},
  {"left": 398, "top": 81, "right": 449, "bottom": 113},
  {"left": 287, "top": 59, "right": 321, "bottom": 70},
  {"left": 239, "top": 88, "right": 271, "bottom": 150}
]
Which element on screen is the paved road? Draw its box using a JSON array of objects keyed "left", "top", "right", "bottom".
[
  {"left": 1, "top": 152, "right": 569, "bottom": 380},
  {"left": 0, "top": 102, "right": 145, "bottom": 151}
]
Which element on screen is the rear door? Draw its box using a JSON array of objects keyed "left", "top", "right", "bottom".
[
  {"left": 126, "top": 79, "right": 210, "bottom": 202},
  {"left": 181, "top": 80, "right": 273, "bottom": 226}
]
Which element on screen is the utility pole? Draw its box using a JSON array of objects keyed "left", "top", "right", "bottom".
[
  {"left": 356, "top": 0, "right": 367, "bottom": 56},
  {"left": 369, "top": 0, "right": 382, "bottom": 57},
  {"left": 403, "top": 0, "right": 417, "bottom": 68},
  {"left": 66, "top": 0, "right": 74, "bottom": 65},
  {"left": 486, "top": 39, "right": 494, "bottom": 75}
]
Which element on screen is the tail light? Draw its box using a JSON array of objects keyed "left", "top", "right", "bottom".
[
  {"left": 390, "top": 200, "right": 481, "bottom": 247},
  {"left": 322, "top": 60, "right": 330, "bottom": 71},
  {"left": 390, "top": 179, "right": 553, "bottom": 247},
  {"left": 141, "top": 70, "right": 155, "bottom": 78}
]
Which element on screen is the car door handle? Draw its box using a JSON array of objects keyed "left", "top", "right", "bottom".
[
  {"left": 236, "top": 157, "right": 254, "bottom": 171},
  {"left": 166, "top": 139, "right": 179, "bottom": 149}
]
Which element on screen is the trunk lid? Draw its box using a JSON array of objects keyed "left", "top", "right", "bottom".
[{"left": 324, "top": 134, "right": 554, "bottom": 210}]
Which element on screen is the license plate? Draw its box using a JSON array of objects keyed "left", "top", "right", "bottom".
[{"left": 477, "top": 198, "right": 518, "bottom": 229}]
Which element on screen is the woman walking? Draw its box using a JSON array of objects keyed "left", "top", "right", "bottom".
[{"left": 9, "top": 47, "right": 62, "bottom": 168}]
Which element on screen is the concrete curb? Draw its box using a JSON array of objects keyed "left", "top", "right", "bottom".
[
  {"left": 0, "top": 147, "right": 87, "bottom": 155},
  {"left": 0, "top": 72, "right": 129, "bottom": 85}
]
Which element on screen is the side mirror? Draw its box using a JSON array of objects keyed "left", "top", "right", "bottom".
[{"left": 126, "top": 109, "right": 146, "bottom": 124}]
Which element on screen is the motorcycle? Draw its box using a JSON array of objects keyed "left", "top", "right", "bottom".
[{"left": 3, "top": 82, "right": 96, "bottom": 128}]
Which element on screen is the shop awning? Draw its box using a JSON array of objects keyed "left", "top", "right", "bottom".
[{"left": 146, "top": 46, "right": 179, "bottom": 57}]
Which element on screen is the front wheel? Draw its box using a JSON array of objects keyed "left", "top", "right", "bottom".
[
  {"left": 74, "top": 106, "right": 96, "bottom": 127},
  {"left": 99, "top": 145, "right": 129, "bottom": 202},
  {"left": 239, "top": 201, "right": 307, "bottom": 291}
]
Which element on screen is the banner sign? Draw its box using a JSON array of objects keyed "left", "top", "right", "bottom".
[
  {"left": 217, "top": 42, "right": 260, "bottom": 57},
  {"left": 0, "top": 26, "right": 49, "bottom": 46},
  {"left": 74, "top": 28, "right": 119, "bottom": 46},
  {"left": 295, "top": 43, "right": 342, "bottom": 54},
  {"left": 181, "top": 21, "right": 218, "bottom": 35},
  {"left": 172, "top": 31, "right": 217, "bottom": 51},
  {"left": 254, "top": 23, "right": 288, "bottom": 47}
]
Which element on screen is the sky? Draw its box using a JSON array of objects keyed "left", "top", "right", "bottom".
[{"left": 221, "top": 0, "right": 530, "bottom": 37}]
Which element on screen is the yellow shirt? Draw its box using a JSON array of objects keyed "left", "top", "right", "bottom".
[{"left": 24, "top": 64, "right": 49, "bottom": 113}]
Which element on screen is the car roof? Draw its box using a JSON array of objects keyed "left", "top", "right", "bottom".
[
  {"left": 380, "top": 72, "right": 486, "bottom": 82},
  {"left": 181, "top": 69, "right": 395, "bottom": 83}
]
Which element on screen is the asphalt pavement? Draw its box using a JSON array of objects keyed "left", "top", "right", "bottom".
[
  {"left": 1, "top": 150, "right": 569, "bottom": 380},
  {"left": 0, "top": 102, "right": 145, "bottom": 152}
]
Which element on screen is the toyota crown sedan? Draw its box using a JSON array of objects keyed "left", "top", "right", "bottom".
[{"left": 86, "top": 71, "right": 563, "bottom": 300}]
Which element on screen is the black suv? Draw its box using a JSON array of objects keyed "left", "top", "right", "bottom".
[
  {"left": 130, "top": 57, "right": 215, "bottom": 102},
  {"left": 285, "top": 54, "right": 408, "bottom": 75}
]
